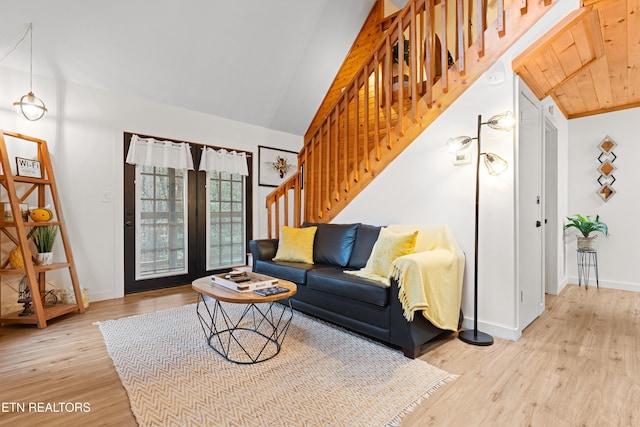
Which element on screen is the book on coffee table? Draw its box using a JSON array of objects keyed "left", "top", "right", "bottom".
[
  {"left": 211, "top": 271, "right": 278, "bottom": 293},
  {"left": 253, "top": 286, "right": 290, "bottom": 297}
]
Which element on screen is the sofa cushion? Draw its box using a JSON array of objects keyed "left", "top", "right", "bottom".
[
  {"left": 347, "top": 224, "right": 382, "bottom": 269},
  {"left": 273, "top": 225, "right": 317, "bottom": 264},
  {"left": 363, "top": 227, "right": 418, "bottom": 277},
  {"left": 306, "top": 266, "right": 389, "bottom": 307},
  {"left": 254, "top": 259, "right": 315, "bottom": 285},
  {"left": 303, "top": 222, "right": 359, "bottom": 267}
]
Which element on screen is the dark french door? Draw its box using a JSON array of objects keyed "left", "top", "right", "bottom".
[{"left": 123, "top": 133, "right": 252, "bottom": 293}]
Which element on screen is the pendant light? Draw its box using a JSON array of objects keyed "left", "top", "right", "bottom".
[{"left": 13, "top": 24, "right": 47, "bottom": 121}]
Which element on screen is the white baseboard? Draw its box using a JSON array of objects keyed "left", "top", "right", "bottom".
[
  {"left": 460, "top": 318, "right": 522, "bottom": 342},
  {"left": 567, "top": 276, "right": 640, "bottom": 293},
  {"left": 89, "top": 290, "right": 120, "bottom": 302}
]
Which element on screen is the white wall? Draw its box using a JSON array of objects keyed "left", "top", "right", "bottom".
[
  {"left": 0, "top": 67, "right": 302, "bottom": 303},
  {"left": 567, "top": 108, "right": 640, "bottom": 292},
  {"left": 336, "top": 0, "right": 578, "bottom": 340}
]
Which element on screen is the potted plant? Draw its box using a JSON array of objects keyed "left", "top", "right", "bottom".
[
  {"left": 29, "top": 225, "right": 58, "bottom": 265},
  {"left": 564, "top": 214, "right": 608, "bottom": 251}
]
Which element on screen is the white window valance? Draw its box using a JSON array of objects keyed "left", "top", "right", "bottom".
[
  {"left": 198, "top": 147, "right": 249, "bottom": 176},
  {"left": 125, "top": 135, "right": 195, "bottom": 170}
]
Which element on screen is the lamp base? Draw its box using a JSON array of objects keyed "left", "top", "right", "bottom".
[{"left": 458, "top": 329, "right": 494, "bottom": 346}]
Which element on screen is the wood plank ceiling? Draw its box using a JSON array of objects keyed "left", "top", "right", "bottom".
[{"left": 512, "top": 0, "right": 639, "bottom": 119}]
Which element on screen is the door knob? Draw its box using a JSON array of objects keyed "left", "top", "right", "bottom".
[
  {"left": 536, "top": 220, "right": 542, "bottom": 228},
  {"left": 125, "top": 220, "right": 133, "bottom": 227}
]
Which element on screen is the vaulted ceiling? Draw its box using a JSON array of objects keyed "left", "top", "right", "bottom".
[
  {"left": 513, "top": 0, "right": 639, "bottom": 119},
  {"left": 0, "top": 0, "right": 376, "bottom": 136}
]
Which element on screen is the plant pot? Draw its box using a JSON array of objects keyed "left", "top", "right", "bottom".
[
  {"left": 37, "top": 252, "right": 53, "bottom": 265},
  {"left": 577, "top": 236, "right": 597, "bottom": 251}
]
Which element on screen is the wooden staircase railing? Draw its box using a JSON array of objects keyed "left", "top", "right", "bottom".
[{"left": 266, "top": 0, "right": 556, "bottom": 239}]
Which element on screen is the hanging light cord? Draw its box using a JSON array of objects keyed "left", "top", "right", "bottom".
[
  {"left": 28, "top": 23, "right": 33, "bottom": 92},
  {"left": 0, "top": 23, "right": 31, "bottom": 65}
]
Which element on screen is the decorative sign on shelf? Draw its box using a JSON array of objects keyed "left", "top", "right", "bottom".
[
  {"left": 15, "top": 157, "right": 42, "bottom": 178},
  {"left": 596, "top": 136, "right": 617, "bottom": 202}
]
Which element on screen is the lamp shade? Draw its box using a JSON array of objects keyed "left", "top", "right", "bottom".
[
  {"left": 13, "top": 91, "right": 47, "bottom": 121},
  {"left": 484, "top": 153, "right": 508, "bottom": 176},
  {"left": 447, "top": 136, "right": 474, "bottom": 154},
  {"left": 486, "top": 111, "right": 515, "bottom": 132}
]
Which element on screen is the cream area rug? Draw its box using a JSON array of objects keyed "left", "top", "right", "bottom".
[{"left": 97, "top": 302, "right": 455, "bottom": 427}]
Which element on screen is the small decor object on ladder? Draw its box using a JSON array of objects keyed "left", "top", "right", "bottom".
[
  {"left": 29, "top": 225, "right": 58, "bottom": 265},
  {"left": 597, "top": 136, "right": 617, "bottom": 202},
  {"left": 564, "top": 214, "right": 608, "bottom": 251},
  {"left": 17, "top": 276, "right": 33, "bottom": 316}
]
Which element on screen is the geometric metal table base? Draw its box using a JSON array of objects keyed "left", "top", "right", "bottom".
[
  {"left": 196, "top": 294, "right": 294, "bottom": 364},
  {"left": 577, "top": 250, "right": 599, "bottom": 289}
]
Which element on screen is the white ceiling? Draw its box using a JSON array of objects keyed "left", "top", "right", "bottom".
[{"left": 0, "top": 0, "right": 376, "bottom": 136}]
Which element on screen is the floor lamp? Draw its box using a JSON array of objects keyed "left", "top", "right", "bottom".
[{"left": 447, "top": 111, "right": 515, "bottom": 346}]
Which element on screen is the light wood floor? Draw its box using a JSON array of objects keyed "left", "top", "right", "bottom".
[{"left": 0, "top": 284, "right": 638, "bottom": 426}]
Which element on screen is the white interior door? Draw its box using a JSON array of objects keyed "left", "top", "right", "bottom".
[{"left": 517, "top": 87, "right": 544, "bottom": 330}]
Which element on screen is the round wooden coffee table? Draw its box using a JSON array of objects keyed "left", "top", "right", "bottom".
[{"left": 192, "top": 275, "right": 296, "bottom": 364}]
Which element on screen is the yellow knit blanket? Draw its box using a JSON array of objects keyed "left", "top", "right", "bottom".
[{"left": 346, "top": 225, "right": 464, "bottom": 331}]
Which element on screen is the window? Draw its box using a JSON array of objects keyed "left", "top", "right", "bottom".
[
  {"left": 136, "top": 166, "right": 188, "bottom": 279},
  {"left": 207, "top": 171, "right": 246, "bottom": 269}
]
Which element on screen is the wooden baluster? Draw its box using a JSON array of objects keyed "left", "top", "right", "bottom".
[
  {"left": 457, "top": 0, "right": 465, "bottom": 75},
  {"left": 441, "top": 0, "right": 449, "bottom": 93},
  {"left": 333, "top": 109, "right": 340, "bottom": 201},
  {"left": 497, "top": 0, "right": 505, "bottom": 37},
  {"left": 304, "top": 142, "right": 310, "bottom": 223},
  {"left": 419, "top": 4, "right": 426, "bottom": 96},
  {"left": 384, "top": 38, "right": 393, "bottom": 149},
  {"left": 267, "top": 195, "right": 273, "bottom": 238},
  {"left": 363, "top": 64, "right": 370, "bottom": 172},
  {"left": 324, "top": 117, "right": 331, "bottom": 210},
  {"left": 373, "top": 51, "right": 381, "bottom": 161},
  {"left": 424, "top": 0, "right": 434, "bottom": 107},
  {"left": 397, "top": 20, "right": 405, "bottom": 136},
  {"left": 410, "top": 2, "right": 418, "bottom": 119},
  {"left": 315, "top": 136, "right": 322, "bottom": 219},
  {"left": 294, "top": 169, "right": 301, "bottom": 227},
  {"left": 353, "top": 82, "right": 360, "bottom": 183},
  {"left": 274, "top": 192, "right": 280, "bottom": 237},
  {"left": 283, "top": 185, "right": 289, "bottom": 227},
  {"left": 477, "top": 0, "right": 485, "bottom": 57},
  {"left": 519, "top": 0, "right": 528, "bottom": 15},
  {"left": 343, "top": 94, "right": 350, "bottom": 192},
  {"left": 308, "top": 138, "right": 315, "bottom": 222}
]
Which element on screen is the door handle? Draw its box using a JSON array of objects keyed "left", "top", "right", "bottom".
[
  {"left": 125, "top": 220, "right": 133, "bottom": 227},
  {"left": 536, "top": 220, "right": 542, "bottom": 228}
]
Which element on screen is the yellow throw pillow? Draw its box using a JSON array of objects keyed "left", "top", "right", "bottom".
[
  {"left": 273, "top": 226, "right": 317, "bottom": 264},
  {"left": 364, "top": 227, "right": 418, "bottom": 276}
]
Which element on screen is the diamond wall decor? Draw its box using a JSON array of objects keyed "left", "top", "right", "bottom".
[{"left": 596, "top": 136, "right": 617, "bottom": 202}]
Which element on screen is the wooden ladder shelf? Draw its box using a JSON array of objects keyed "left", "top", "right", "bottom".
[{"left": 0, "top": 130, "right": 84, "bottom": 328}]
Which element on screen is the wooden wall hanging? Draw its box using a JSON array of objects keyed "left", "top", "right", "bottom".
[{"left": 596, "top": 136, "right": 617, "bottom": 202}]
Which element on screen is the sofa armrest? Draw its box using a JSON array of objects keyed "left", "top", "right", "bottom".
[{"left": 249, "top": 239, "right": 278, "bottom": 268}]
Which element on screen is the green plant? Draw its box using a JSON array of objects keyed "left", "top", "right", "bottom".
[
  {"left": 564, "top": 214, "right": 608, "bottom": 238},
  {"left": 29, "top": 225, "right": 58, "bottom": 253}
]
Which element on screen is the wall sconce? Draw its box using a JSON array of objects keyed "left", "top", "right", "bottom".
[
  {"left": 12, "top": 24, "right": 47, "bottom": 121},
  {"left": 447, "top": 111, "right": 515, "bottom": 346}
]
